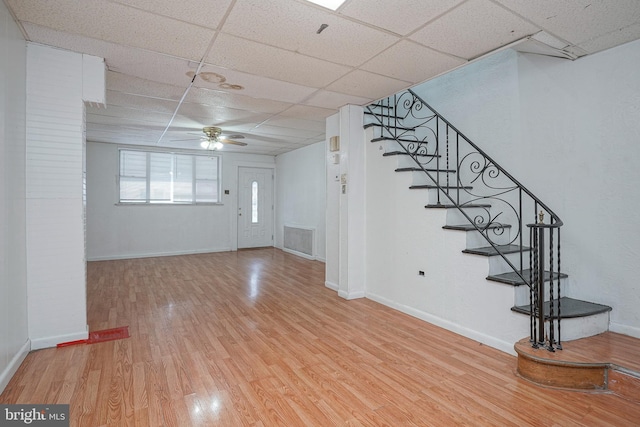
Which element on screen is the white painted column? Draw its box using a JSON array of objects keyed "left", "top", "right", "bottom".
[
  {"left": 325, "top": 105, "right": 367, "bottom": 299},
  {"left": 325, "top": 113, "right": 340, "bottom": 290},
  {"left": 26, "top": 44, "right": 105, "bottom": 349}
]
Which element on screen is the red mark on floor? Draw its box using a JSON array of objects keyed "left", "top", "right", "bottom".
[{"left": 57, "top": 326, "right": 129, "bottom": 347}]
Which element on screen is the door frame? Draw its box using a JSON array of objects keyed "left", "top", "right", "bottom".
[{"left": 229, "top": 161, "right": 276, "bottom": 251}]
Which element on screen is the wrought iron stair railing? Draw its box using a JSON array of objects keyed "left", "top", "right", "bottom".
[{"left": 365, "top": 89, "right": 564, "bottom": 351}]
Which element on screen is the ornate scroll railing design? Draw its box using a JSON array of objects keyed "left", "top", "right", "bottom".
[{"left": 365, "top": 89, "right": 564, "bottom": 351}]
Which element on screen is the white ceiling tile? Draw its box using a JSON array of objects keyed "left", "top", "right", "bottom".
[
  {"left": 207, "top": 34, "right": 352, "bottom": 87},
  {"left": 410, "top": 0, "right": 540, "bottom": 60},
  {"left": 206, "top": 74, "right": 317, "bottom": 105},
  {"left": 361, "top": 40, "right": 466, "bottom": 83},
  {"left": 279, "top": 104, "right": 336, "bottom": 121},
  {"left": 243, "top": 133, "right": 317, "bottom": 144},
  {"left": 109, "top": 0, "right": 234, "bottom": 29},
  {"left": 578, "top": 22, "right": 640, "bottom": 54},
  {"left": 106, "top": 91, "right": 179, "bottom": 114},
  {"left": 86, "top": 120, "right": 165, "bottom": 145},
  {"left": 326, "top": 70, "right": 412, "bottom": 100},
  {"left": 340, "top": 0, "right": 464, "bottom": 36},
  {"left": 86, "top": 131, "right": 160, "bottom": 146},
  {"left": 22, "top": 23, "right": 197, "bottom": 89},
  {"left": 87, "top": 127, "right": 163, "bottom": 143},
  {"left": 106, "top": 52, "right": 194, "bottom": 89},
  {"left": 221, "top": 0, "right": 399, "bottom": 66},
  {"left": 87, "top": 122, "right": 160, "bottom": 137},
  {"left": 262, "top": 117, "right": 326, "bottom": 133},
  {"left": 89, "top": 105, "right": 173, "bottom": 123},
  {"left": 175, "top": 105, "right": 273, "bottom": 128},
  {"left": 8, "top": 0, "right": 214, "bottom": 60},
  {"left": 182, "top": 63, "right": 320, "bottom": 105},
  {"left": 494, "top": 0, "right": 640, "bottom": 49},
  {"left": 185, "top": 88, "right": 293, "bottom": 114},
  {"left": 253, "top": 124, "right": 324, "bottom": 139},
  {"left": 302, "top": 90, "right": 373, "bottom": 109},
  {"left": 107, "top": 72, "right": 186, "bottom": 101}
]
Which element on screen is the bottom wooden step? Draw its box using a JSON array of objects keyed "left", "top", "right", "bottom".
[{"left": 515, "top": 332, "right": 640, "bottom": 402}]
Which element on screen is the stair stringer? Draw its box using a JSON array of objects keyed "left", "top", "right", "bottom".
[{"left": 365, "top": 130, "right": 528, "bottom": 355}]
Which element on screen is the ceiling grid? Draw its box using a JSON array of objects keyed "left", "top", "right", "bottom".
[{"left": 5, "top": 0, "right": 640, "bottom": 155}]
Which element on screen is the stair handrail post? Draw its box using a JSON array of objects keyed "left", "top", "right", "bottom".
[{"left": 537, "top": 212, "right": 546, "bottom": 348}]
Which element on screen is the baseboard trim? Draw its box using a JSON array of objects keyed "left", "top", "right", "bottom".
[
  {"left": 30, "top": 329, "right": 89, "bottom": 351},
  {"left": 282, "top": 247, "right": 315, "bottom": 261},
  {"left": 325, "top": 281, "right": 338, "bottom": 291},
  {"left": 0, "top": 339, "right": 30, "bottom": 395},
  {"left": 610, "top": 322, "right": 640, "bottom": 339},
  {"left": 366, "top": 292, "right": 515, "bottom": 355},
  {"left": 87, "top": 247, "right": 232, "bottom": 261},
  {"left": 338, "top": 290, "right": 365, "bottom": 300}
]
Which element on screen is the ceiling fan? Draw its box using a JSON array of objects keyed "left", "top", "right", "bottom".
[
  {"left": 199, "top": 126, "right": 247, "bottom": 150},
  {"left": 175, "top": 126, "right": 247, "bottom": 150}
]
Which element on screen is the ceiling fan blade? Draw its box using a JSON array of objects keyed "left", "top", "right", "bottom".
[
  {"left": 222, "top": 134, "right": 245, "bottom": 140},
  {"left": 221, "top": 139, "right": 248, "bottom": 146},
  {"left": 171, "top": 137, "right": 204, "bottom": 142}
]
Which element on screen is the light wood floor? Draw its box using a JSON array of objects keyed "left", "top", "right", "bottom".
[
  {"left": 518, "top": 331, "right": 640, "bottom": 373},
  {"left": 2, "top": 248, "right": 639, "bottom": 426}
]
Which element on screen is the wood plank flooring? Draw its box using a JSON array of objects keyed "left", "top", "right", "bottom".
[
  {"left": 518, "top": 332, "right": 640, "bottom": 373},
  {"left": 2, "top": 248, "right": 640, "bottom": 426}
]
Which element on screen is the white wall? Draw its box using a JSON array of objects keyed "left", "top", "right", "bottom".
[
  {"left": 275, "top": 141, "right": 326, "bottom": 261},
  {"left": 364, "top": 125, "right": 529, "bottom": 353},
  {"left": 362, "top": 52, "right": 532, "bottom": 352},
  {"left": 86, "top": 141, "right": 275, "bottom": 260},
  {"left": 515, "top": 41, "right": 640, "bottom": 338},
  {"left": 415, "top": 41, "right": 640, "bottom": 338},
  {"left": 0, "top": 2, "right": 29, "bottom": 394}
]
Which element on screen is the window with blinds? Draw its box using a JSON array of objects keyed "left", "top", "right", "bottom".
[{"left": 119, "top": 149, "right": 220, "bottom": 204}]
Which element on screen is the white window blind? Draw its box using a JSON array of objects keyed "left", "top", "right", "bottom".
[{"left": 119, "top": 149, "right": 220, "bottom": 204}]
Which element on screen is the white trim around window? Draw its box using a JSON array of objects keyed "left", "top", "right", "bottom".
[{"left": 118, "top": 148, "right": 221, "bottom": 205}]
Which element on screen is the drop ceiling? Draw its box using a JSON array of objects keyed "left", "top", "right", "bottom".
[{"left": 5, "top": 0, "right": 640, "bottom": 155}]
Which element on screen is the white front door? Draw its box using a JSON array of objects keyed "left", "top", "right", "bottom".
[{"left": 237, "top": 167, "right": 274, "bottom": 249}]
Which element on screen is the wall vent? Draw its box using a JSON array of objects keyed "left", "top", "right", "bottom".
[{"left": 283, "top": 226, "right": 314, "bottom": 259}]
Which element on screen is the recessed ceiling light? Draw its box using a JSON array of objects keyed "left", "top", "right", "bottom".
[{"left": 305, "top": 0, "right": 346, "bottom": 11}]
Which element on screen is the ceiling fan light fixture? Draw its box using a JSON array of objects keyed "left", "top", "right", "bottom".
[
  {"left": 200, "top": 140, "right": 209, "bottom": 148},
  {"left": 213, "top": 141, "right": 224, "bottom": 150}
]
